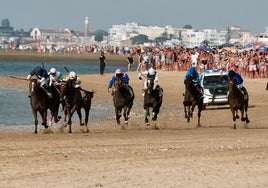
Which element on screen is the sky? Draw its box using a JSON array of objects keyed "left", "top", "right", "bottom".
[{"left": 0, "top": 0, "right": 267, "bottom": 34}]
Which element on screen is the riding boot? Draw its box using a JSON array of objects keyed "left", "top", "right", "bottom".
[
  {"left": 80, "top": 90, "right": 87, "bottom": 106},
  {"left": 158, "top": 88, "right": 163, "bottom": 97},
  {"left": 241, "top": 87, "right": 248, "bottom": 100},
  {"left": 127, "top": 86, "right": 134, "bottom": 98},
  {"left": 41, "top": 86, "right": 52, "bottom": 98},
  {"left": 142, "top": 89, "right": 147, "bottom": 96}
]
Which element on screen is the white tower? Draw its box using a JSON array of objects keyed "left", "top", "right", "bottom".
[{"left": 84, "top": 17, "right": 89, "bottom": 37}]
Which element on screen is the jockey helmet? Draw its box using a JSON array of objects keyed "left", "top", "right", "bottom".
[
  {"left": 69, "top": 71, "right": 77, "bottom": 80},
  {"left": 49, "top": 67, "right": 56, "bottom": 74},
  {"left": 229, "top": 70, "right": 236, "bottom": 79},
  {"left": 189, "top": 67, "right": 196, "bottom": 74},
  {"left": 115, "top": 68, "right": 122, "bottom": 75},
  {"left": 148, "top": 67, "right": 156, "bottom": 75}
]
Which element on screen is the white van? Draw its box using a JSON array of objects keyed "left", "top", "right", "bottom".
[{"left": 200, "top": 69, "right": 229, "bottom": 109}]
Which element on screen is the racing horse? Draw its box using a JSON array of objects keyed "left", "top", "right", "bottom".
[
  {"left": 111, "top": 77, "right": 134, "bottom": 128},
  {"left": 228, "top": 77, "right": 250, "bottom": 129},
  {"left": 29, "top": 78, "right": 59, "bottom": 133},
  {"left": 143, "top": 78, "right": 163, "bottom": 128},
  {"left": 183, "top": 75, "right": 203, "bottom": 127},
  {"left": 60, "top": 79, "right": 94, "bottom": 133}
]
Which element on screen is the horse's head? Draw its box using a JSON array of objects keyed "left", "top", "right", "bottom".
[
  {"left": 114, "top": 77, "right": 124, "bottom": 90},
  {"left": 59, "top": 80, "right": 75, "bottom": 97},
  {"left": 185, "top": 74, "right": 195, "bottom": 91},
  {"left": 228, "top": 77, "right": 236, "bottom": 93},
  {"left": 147, "top": 78, "right": 155, "bottom": 93},
  {"left": 29, "top": 78, "right": 39, "bottom": 96}
]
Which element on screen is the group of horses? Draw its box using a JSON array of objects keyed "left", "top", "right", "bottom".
[
  {"left": 29, "top": 78, "right": 94, "bottom": 133},
  {"left": 110, "top": 76, "right": 163, "bottom": 129},
  {"left": 28, "top": 73, "right": 250, "bottom": 134},
  {"left": 183, "top": 74, "right": 250, "bottom": 129}
]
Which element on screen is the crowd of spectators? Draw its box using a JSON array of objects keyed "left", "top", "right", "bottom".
[{"left": 132, "top": 46, "right": 268, "bottom": 79}]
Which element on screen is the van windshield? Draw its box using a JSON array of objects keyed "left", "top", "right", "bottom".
[{"left": 203, "top": 75, "right": 228, "bottom": 88}]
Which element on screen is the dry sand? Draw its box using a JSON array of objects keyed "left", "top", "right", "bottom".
[{"left": 0, "top": 71, "right": 267, "bottom": 188}]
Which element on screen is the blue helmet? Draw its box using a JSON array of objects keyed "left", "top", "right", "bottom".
[{"left": 189, "top": 67, "right": 196, "bottom": 74}]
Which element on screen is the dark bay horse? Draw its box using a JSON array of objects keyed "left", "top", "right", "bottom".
[
  {"left": 228, "top": 78, "right": 250, "bottom": 129},
  {"left": 29, "top": 78, "right": 59, "bottom": 133},
  {"left": 183, "top": 75, "right": 203, "bottom": 127},
  {"left": 143, "top": 78, "right": 163, "bottom": 128},
  {"left": 111, "top": 77, "right": 134, "bottom": 128},
  {"left": 60, "top": 80, "right": 94, "bottom": 133}
]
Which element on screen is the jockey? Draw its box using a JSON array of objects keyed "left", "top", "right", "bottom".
[
  {"left": 65, "top": 71, "right": 88, "bottom": 104},
  {"left": 27, "top": 66, "right": 52, "bottom": 98},
  {"left": 108, "top": 68, "right": 133, "bottom": 98},
  {"left": 48, "top": 67, "right": 63, "bottom": 87},
  {"left": 140, "top": 67, "right": 162, "bottom": 96},
  {"left": 184, "top": 67, "right": 203, "bottom": 96},
  {"left": 228, "top": 70, "right": 248, "bottom": 99},
  {"left": 65, "top": 71, "right": 82, "bottom": 89}
]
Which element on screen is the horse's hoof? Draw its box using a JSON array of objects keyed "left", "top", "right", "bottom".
[
  {"left": 246, "top": 120, "right": 250, "bottom": 123},
  {"left": 197, "top": 124, "right": 201, "bottom": 127},
  {"left": 117, "top": 121, "right": 120, "bottom": 125},
  {"left": 83, "top": 129, "right": 89, "bottom": 133},
  {"left": 124, "top": 121, "right": 128, "bottom": 125}
]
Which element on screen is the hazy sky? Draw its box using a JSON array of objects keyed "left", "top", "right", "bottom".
[{"left": 1, "top": 0, "right": 267, "bottom": 34}]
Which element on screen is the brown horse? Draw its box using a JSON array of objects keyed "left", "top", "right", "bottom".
[
  {"left": 228, "top": 78, "right": 250, "bottom": 129},
  {"left": 111, "top": 77, "right": 134, "bottom": 129},
  {"left": 60, "top": 80, "right": 94, "bottom": 133},
  {"left": 29, "top": 78, "right": 59, "bottom": 133},
  {"left": 183, "top": 75, "right": 203, "bottom": 127},
  {"left": 143, "top": 78, "right": 163, "bottom": 128}
]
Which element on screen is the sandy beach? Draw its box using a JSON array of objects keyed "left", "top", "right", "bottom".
[{"left": 0, "top": 70, "right": 268, "bottom": 188}]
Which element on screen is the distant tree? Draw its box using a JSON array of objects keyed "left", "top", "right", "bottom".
[
  {"left": 131, "top": 34, "right": 149, "bottom": 45},
  {"left": 93, "top": 30, "right": 108, "bottom": 42},
  {"left": 1, "top": 18, "right": 10, "bottom": 27},
  {"left": 183, "top": 25, "right": 192, "bottom": 29}
]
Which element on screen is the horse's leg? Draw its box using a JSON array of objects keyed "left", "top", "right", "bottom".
[
  {"left": 244, "top": 101, "right": 250, "bottom": 124},
  {"left": 144, "top": 108, "right": 150, "bottom": 125},
  {"left": 197, "top": 104, "right": 202, "bottom": 127},
  {"left": 33, "top": 110, "right": 38, "bottom": 134},
  {"left": 83, "top": 107, "right": 90, "bottom": 133},
  {"left": 115, "top": 108, "right": 121, "bottom": 125},
  {"left": 235, "top": 109, "right": 239, "bottom": 119},
  {"left": 184, "top": 106, "right": 187, "bottom": 119},
  {"left": 231, "top": 108, "right": 237, "bottom": 129},
  {"left": 77, "top": 109, "right": 83, "bottom": 126},
  {"left": 187, "top": 106, "right": 191, "bottom": 123},
  {"left": 67, "top": 106, "right": 76, "bottom": 133},
  {"left": 123, "top": 106, "right": 129, "bottom": 125},
  {"left": 190, "top": 105, "right": 195, "bottom": 118},
  {"left": 41, "top": 111, "right": 48, "bottom": 129}
]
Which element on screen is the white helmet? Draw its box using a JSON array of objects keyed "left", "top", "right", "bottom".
[
  {"left": 115, "top": 68, "right": 122, "bottom": 74},
  {"left": 49, "top": 67, "right": 56, "bottom": 74},
  {"left": 148, "top": 67, "right": 156, "bottom": 75},
  {"left": 69, "top": 71, "right": 77, "bottom": 79}
]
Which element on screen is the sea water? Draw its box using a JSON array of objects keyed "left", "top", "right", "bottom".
[{"left": 0, "top": 61, "right": 134, "bottom": 131}]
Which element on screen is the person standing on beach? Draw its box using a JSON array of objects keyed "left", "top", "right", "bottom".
[
  {"left": 127, "top": 53, "right": 134, "bottom": 72},
  {"left": 99, "top": 51, "right": 106, "bottom": 75}
]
